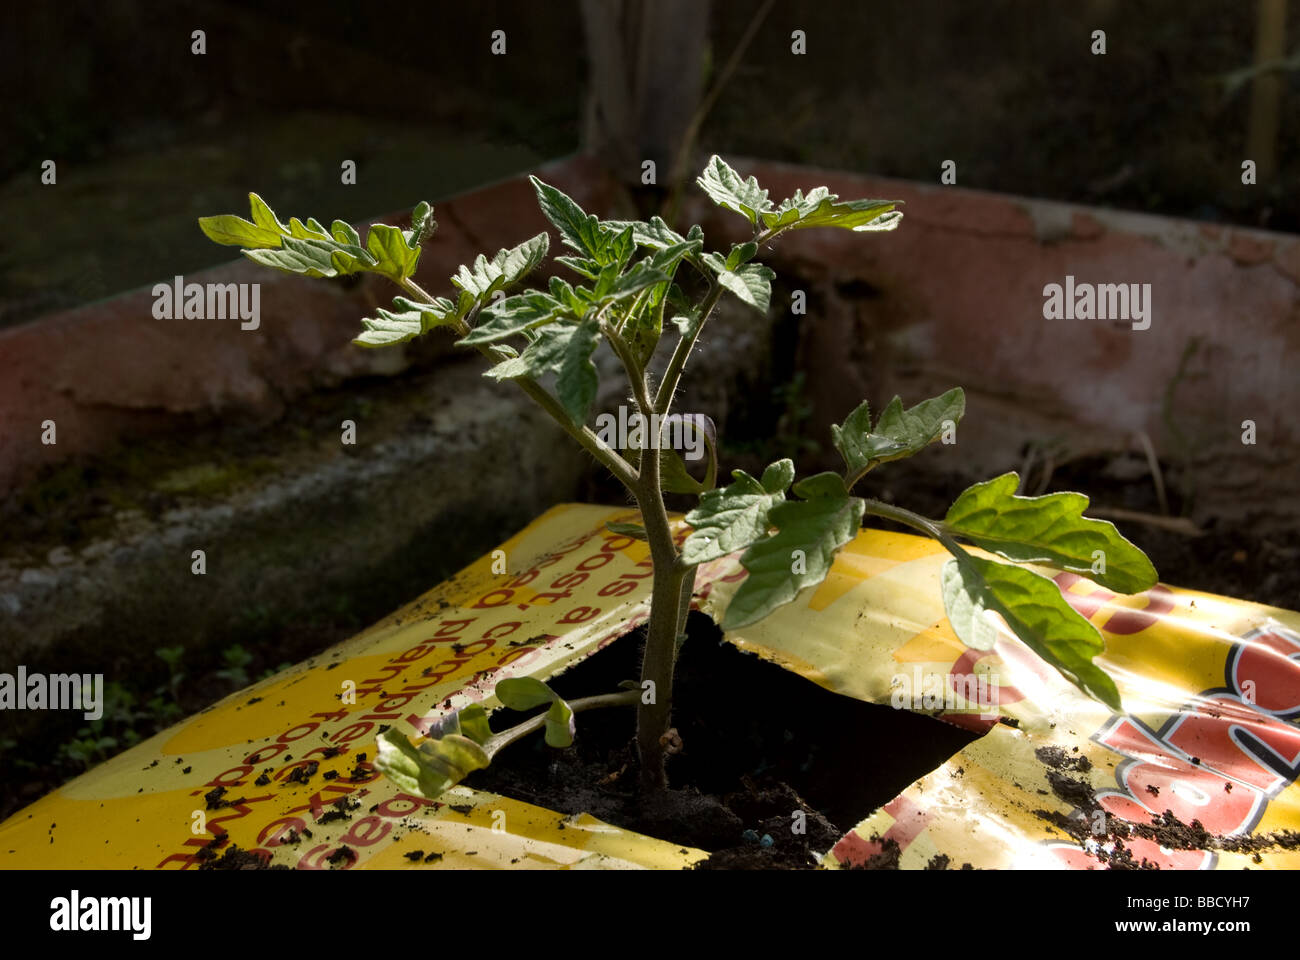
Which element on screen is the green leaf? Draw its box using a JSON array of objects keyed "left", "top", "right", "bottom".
[
  {"left": 702, "top": 252, "right": 775, "bottom": 313},
  {"left": 375, "top": 720, "right": 492, "bottom": 802},
  {"left": 833, "top": 388, "right": 965, "bottom": 482},
  {"left": 602, "top": 216, "right": 689, "bottom": 251},
  {"left": 243, "top": 235, "right": 373, "bottom": 278},
  {"left": 762, "top": 187, "right": 902, "bottom": 233},
  {"left": 530, "top": 176, "right": 627, "bottom": 266},
  {"left": 410, "top": 201, "right": 436, "bottom": 244},
  {"left": 760, "top": 459, "right": 796, "bottom": 493},
  {"left": 659, "top": 449, "right": 706, "bottom": 495},
  {"left": 585, "top": 259, "right": 669, "bottom": 306},
  {"left": 331, "top": 220, "right": 361, "bottom": 246},
  {"left": 726, "top": 241, "right": 758, "bottom": 270},
  {"left": 722, "top": 474, "right": 864, "bottom": 629},
  {"left": 365, "top": 222, "right": 422, "bottom": 283},
  {"left": 495, "top": 678, "right": 575, "bottom": 748},
  {"left": 354, "top": 308, "right": 423, "bottom": 347},
  {"left": 198, "top": 207, "right": 285, "bottom": 249},
  {"left": 483, "top": 319, "right": 600, "bottom": 424},
  {"left": 249, "top": 192, "right": 288, "bottom": 235},
  {"left": 943, "top": 473, "right": 1158, "bottom": 595},
  {"left": 940, "top": 556, "right": 1122, "bottom": 712},
  {"left": 605, "top": 521, "right": 648, "bottom": 540},
  {"left": 696, "top": 155, "right": 774, "bottom": 226},
  {"left": 286, "top": 216, "right": 331, "bottom": 240},
  {"left": 451, "top": 233, "right": 549, "bottom": 305},
  {"left": 648, "top": 238, "right": 705, "bottom": 277},
  {"left": 354, "top": 296, "right": 458, "bottom": 348},
  {"left": 459, "top": 291, "right": 566, "bottom": 345},
  {"left": 552, "top": 321, "right": 601, "bottom": 425},
  {"left": 555, "top": 256, "right": 602, "bottom": 281},
  {"left": 431, "top": 702, "right": 493, "bottom": 746},
  {"left": 682, "top": 459, "right": 795, "bottom": 566},
  {"left": 201, "top": 195, "right": 431, "bottom": 284}
]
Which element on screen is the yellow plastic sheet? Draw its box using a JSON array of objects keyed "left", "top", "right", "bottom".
[
  {"left": 4, "top": 505, "right": 1298, "bottom": 870},
  {"left": 700, "top": 531, "right": 1300, "bottom": 869},
  {"left": 1, "top": 505, "right": 704, "bottom": 869}
]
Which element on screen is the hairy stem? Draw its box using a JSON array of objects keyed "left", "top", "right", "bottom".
[
  {"left": 604, "top": 328, "right": 687, "bottom": 791},
  {"left": 634, "top": 502, "right": 685, "bottom": 792},
  {"left": 654, "top": 279, "right": 724, "bottom": 415},
  {"left": 483, "top": 689, "right": 640, "bottom": 757}
]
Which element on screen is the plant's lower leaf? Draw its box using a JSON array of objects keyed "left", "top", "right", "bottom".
[
  {"left": 375, "top": 725, "right": 491, "bottom": 802},
  {"left": 605, "top": 521, "right": 648, "bottom": 540},
  {"left": 660, "top": 448, "right": 707, "bottom": 495},
  {"left": 940, "top": 555, "right": 1122, "bottom": 712},
  {"left": 495, "top": 677, "right": 575, "bottom": 749}
]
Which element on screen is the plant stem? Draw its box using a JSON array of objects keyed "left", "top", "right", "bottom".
[
  {"left": 860, "top": 499, "right": 976, "bottom": 571},
  {"left": 653, "top": 224, "right": 784, "bottom": 417},
  {"left": 633, "top": 504, "right": 685, "bottom": 792},
  {"left": 654, "top": 279, "right": 724, "bottom": 415},
  {"left": 603, "top": 332, "right": 687, "bottom": 791},
  {"left": 483, "top": 689, "right": 640, "bottom": 757}
]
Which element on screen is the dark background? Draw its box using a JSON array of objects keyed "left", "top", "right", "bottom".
[{"left": 3, "top": 0, "right": 1297, "bottom": 327}]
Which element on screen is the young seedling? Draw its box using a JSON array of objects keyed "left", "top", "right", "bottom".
[{"left": 199, "top": 156, "right": 1157, "bottom": 797}]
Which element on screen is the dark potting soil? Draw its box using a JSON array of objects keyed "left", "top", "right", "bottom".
[
  {"left": 1031, "top": 749, "right": 1300, "bottom": 869},
  {"left": 464, "top": 612, "right": 978, "bottom": 869}
]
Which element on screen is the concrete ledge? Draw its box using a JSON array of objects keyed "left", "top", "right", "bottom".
[{"left": 0, "top": 155, "right": 620, "bottom": 495}]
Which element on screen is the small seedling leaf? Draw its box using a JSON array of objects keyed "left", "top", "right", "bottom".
[
  {"left": 375, "top": 723, "right": 492, "bottom": 802},
  {"left": 495, "top": 678, "right": 575, "bottom": 748}
]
